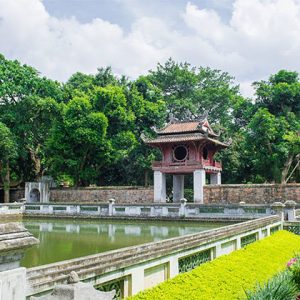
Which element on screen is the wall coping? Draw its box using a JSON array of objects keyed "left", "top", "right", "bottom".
[
  {"left": 52, "top": 186, "right": 153, "bottom": 191},
  {"left": 6, "top": 183, "right": 300, "bottom": 192},
  {"left": 204, "top": 183, "right": 300, "bottom": 188},
  {"left": 25, "top": 202, "right": 276, "bottom": 208}
]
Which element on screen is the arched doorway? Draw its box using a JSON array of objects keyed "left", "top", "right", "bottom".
[{"left": 29, "top": 189, "right": 40, "bottom": 203}]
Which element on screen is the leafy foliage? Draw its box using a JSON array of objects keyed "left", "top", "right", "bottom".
[
  {"left": 0, "top": 52, "right": 299, "bottom": 189},
  {"left": 245, "top": 272, "right": 297, "bottom": 300}
]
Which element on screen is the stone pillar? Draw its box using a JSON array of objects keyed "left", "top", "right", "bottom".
[
  {"left": 284, "top": 200, "right": 297, "bottom": 221},
  {"left": 193, "top": 169, "right": 206, "bottom": 203},
  {"left": 210, "top": 172, "right": 221, "bottom": 185},
  {"left": 173, "top": 175, "right": 184, "bottom": 202},
  {"left": 154, "top": 171, "right": 166, "bottom": 203},
  {"left": 0, "top": 223, "right": 39, "bottom": 300},
  {"left": 131, "top": 268, "right": 144, "bottom": 295}
]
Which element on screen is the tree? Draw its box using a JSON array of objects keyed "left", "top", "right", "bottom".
[
  {"left": 251, "top": 70, "right": 300, "bottom": 182},
  {"left": 244, "top": 109, "right": 299, "bottom": 183},
  {"left": 0, "top": 123, "right": 17, "bottom": 202},
  {"left": 254, "top": 70, "right": 300, "bottom": 116},
  {"left": 0, "top": 54, "right": 63, "bottom": 182},
  {"left": 46, "top": 96, "right": 109, "bottom": 186},
  {"left": 147, "top": 58, "right": 239, "bottom": 126}
]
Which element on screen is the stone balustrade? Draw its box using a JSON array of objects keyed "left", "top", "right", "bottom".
[
  {"left": 24, "top": 202, "right": 278, "bottom": 220},
  {"left": 25, "top": 215, "right": 282, "bottom": 298},
  {"left": 0, "top": 202, "right": 24, "bottom": 215}
]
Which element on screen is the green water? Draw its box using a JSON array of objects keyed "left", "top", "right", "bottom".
[{"left": 21, "top": 218, "right": 226, "bottom": 268}]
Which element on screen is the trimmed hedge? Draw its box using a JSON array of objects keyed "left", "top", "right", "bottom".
[{"left": 129, "top": 231, "right": 300, "bottom": 300}]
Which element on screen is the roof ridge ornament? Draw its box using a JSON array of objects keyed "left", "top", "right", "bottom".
[{"left": 169, "top": 113, "right": 178, "bottom": 124}]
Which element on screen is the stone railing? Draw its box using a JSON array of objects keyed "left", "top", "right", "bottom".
[
  {"left": 295, "top": 208, "right": 300, "bottom": 217},
  {"left": 25, "top": 215, "right": 282, "bottom": 298},
  {"left": 24, "top": 201, "right": 276, "bottom": 220},
  {"left": 0, "top": 203, "right": 24, "bottom": 215}
]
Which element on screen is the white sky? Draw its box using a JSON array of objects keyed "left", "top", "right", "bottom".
[{"left": 1, "top": 0, "right": 300, "bottom": 97}]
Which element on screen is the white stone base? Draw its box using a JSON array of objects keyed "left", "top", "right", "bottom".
[
  {"left": 193, "top": 169, "right": 206, "bottom": 203},
  {"left": 153, "top": 171, "right": 166, "bottom": 203}
]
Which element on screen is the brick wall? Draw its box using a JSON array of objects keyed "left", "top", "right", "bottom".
[
  {"left": 6, "top": 184, "right": 300, "bottom": 204},
  {"left": 50, "top": 187, "right": 154, "bottom": 203},
  {"left": 203, "top": 184, "right": 300, "bottom": 204}
]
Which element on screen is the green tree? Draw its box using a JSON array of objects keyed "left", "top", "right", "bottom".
[
  {"left": 147, "top": 58, "right": 239, "bottom": 125},
  {"left": 0, "top": 54, "right": 63, "bottom": 182},
  {"left": 244, "top": 109, "right": 299, "bottom": 183},
  {"left": 254, "top": 69, "right": 300, "bottom": 116},
  {"left": 46, "top": 96, "right": 108, "bottom": 186},
  {"left": 251, "top": 70, "right": 300, "bottom": 182},
  {"left": 0, "top": 122, "right": 17, "bottom": 202}
]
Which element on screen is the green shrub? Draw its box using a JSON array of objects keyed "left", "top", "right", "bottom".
[
  {"left": 287, "top": 257, "right": 300, "bottom": 290},
  {"left": 57, "top": 174, "right": 74, "bottom": 187},
  {"left": 129, "top": 231, "right": 300, "bottom": 300},
  {"left": 245, "top": 272, "right": 297, "bottom": 300}
]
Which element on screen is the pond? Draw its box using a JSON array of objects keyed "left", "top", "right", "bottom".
[{"left": 21, "top": 218, "right": 227, "bottom": 268}]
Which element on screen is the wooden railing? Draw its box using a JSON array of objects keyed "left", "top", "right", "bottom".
[{"left": 152, "top": 160, "right": 222, "bottom": 169}]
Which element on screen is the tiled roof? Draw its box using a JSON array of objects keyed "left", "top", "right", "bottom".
[
  {"left": 156, "top": 119, "right": 218, "bottom": 137},
  {"left": 158, "top": 122, "right": 200, "bottom": 134},
  {"left": 144, "top": 133, "right": 228, "bottom": 147}
]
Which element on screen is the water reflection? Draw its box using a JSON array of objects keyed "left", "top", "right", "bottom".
[{"left": 21, "top": 219, "right": 224, "bottom": 268}]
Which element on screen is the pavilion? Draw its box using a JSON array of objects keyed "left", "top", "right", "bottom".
[{"left": 143, "top": 116, "right": 229, "bottom": 203}]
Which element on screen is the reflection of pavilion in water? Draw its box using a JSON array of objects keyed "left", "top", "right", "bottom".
[{"left": 24, "top": 222, "right": 201, "bottom": 241}]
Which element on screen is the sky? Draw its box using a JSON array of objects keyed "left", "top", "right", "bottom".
[{"left": 1, "top": 0, "right": 300, "bottom": 97}]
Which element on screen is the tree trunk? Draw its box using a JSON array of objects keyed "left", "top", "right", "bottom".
[
  {"left": 144, "top": 169, "right": 149, "bottom": 187},
  {"left": 3, "top": 161, "right": 10, "bottom": 203},
  {"left": 27, "top": 145, "right": 43, "bottom": 180},
  {"left": 281, "top": 154, "right": 294, "bottom": 184}
]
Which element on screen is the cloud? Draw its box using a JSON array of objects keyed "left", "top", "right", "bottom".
[{"left": 1, "top": 0, "right": 300, "bottom": 98}]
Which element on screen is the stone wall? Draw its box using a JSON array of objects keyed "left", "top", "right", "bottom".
[
  {"left": 50, "top": 187, "right": 154, "bottom": 203},
  {"left": 203, "top": 184, "right": 300, "bottom": 204},
  {"left": 5, "top": 184, "right": 300, "bottom": 204}
]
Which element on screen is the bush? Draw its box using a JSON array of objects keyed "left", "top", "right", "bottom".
[
  {"left": 287, "top": 257, "right": 300, "bottom": 290},
  {"left": 129, "top": 231, "right": 300, "bottom": 300},
  {"left": 245, "top": 272, "right": 297, "bottom": 300},
  {"left": 57, "top": 174, "right": 74, "bottom": 187}
]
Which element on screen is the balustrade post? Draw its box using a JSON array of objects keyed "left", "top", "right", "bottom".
[
  {"left": 284, "top": 200, "right": 297, "bottom": 222},
  {"left": 109, "top": 198, "right": 115, "bottom": 216},
  {"left": 270, "top": 201, "right": 285, "bottom": 222},
  {"left": 66, "top": 205, "right": 71, "bottom": 214},
  {"left": 180, "top": 198, "right": 187, "bottom": 217}
]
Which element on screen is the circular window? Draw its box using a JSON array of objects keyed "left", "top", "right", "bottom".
[
  {"left": 203, "top": 147, "right": 208, "bottom": 159},
  {"left": 173, "top": 145, "right": 188, "bottom": 161}
]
